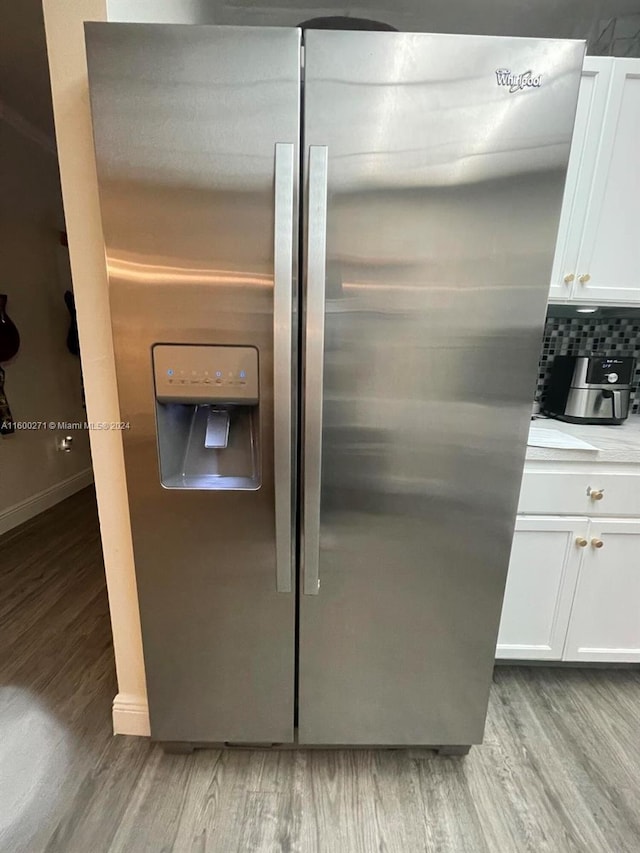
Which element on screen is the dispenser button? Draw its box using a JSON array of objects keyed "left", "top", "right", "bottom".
[{"left": 607, "top": 373, "right": 618, "bottom": 383}]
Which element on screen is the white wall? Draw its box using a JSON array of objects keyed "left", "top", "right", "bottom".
[
  {"left": 43, "top": 0, "right": 149, "bottom": 736},
  {"left": 0, "top": 112, "right": 93, "bottom": 535},
  {"left": 105, "top": 0, "right": 640, "bottom": 44},
  {"left": 107, "top": 0, "right": 214, "bottom": 22}
]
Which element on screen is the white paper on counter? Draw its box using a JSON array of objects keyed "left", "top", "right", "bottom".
[{"left": 527, "top": 425, "right": 599, "bottom": 451}]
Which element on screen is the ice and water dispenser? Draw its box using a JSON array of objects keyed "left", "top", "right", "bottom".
[{"left": 153, "top": 345, "right": 260, "bottom": 489}]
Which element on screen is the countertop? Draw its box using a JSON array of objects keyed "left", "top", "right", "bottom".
[{"left": 525, "top": 416, "right": 640, "bottom": 464}]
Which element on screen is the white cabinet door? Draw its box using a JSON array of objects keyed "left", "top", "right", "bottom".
[
  {"left": 574, "top": 59, "right": 640, "bottom": 303},
  {"left": 497, "top": 517, "right": 587, "bottom": 660},
  {"left": 564, "top": 519, "right": 640, "bottom": 662},
  {"left": 549, "top": 58, "right": 613, "bottom": 301}
]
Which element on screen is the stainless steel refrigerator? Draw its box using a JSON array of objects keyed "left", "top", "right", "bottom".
[{"left": 85, "top": 23, "right": 583, "bottom": 750}]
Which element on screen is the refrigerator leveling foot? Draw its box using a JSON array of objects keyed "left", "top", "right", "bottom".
[
  {"left": 435, "top": 745, "right": 472, "bottom": 756},
  {"left": 162, "top": 742, "right": 196, "bottom": 754}
]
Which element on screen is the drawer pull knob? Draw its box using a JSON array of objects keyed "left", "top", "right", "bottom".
[
  {"left": 564, "top": 273, "right": 575, "bottom": 284},
  {"left": 579, "top": 273, "right": 591, "bottom": 284},
  {"left": 591, "top": 538, "right": 604, "bottom": 549},
  {"left": 576, "top": 537, "right": 588, "bottom": 548},
  {"left": 588, "top": 488, "right": 604, "bottom": 501}
]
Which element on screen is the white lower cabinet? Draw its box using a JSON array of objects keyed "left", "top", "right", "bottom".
[
  {"left": 564, "top": 519, "right": 640, "bottom": 663},
  {"left": 497, "top": 517, "right": 586, "bottom": 660},
  {"left": 498, "top": 515, "right": 640, "bottom": 663}
]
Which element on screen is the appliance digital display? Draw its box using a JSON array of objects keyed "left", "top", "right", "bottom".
[{"left": 586, "top": 356, "right": 635, "bottom": 385}]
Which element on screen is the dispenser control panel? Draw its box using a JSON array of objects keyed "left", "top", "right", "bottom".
[{"left": 153, "top": 345, "right": 258, "bottom": 404}]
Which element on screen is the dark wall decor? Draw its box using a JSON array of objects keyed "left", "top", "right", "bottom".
[{"left": 0, "top": 294, "right": 21, "bottom": 436}]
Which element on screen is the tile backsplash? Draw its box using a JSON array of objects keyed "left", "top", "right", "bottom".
[{"left": 537, "top": 316, "right": 640, "bottom": 414}]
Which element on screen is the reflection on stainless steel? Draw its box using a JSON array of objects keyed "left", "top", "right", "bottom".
[
  {"left": 107, "top": 255, "right": 273, "bottom": 287},
  {"left": 86, "top": 23, "right": 300, "bottom": 744},
  {"left": 273, "top": 143, "right": 296, "bottom": 594},
  {"left": 86, "top": 22, "right": 583, "bottom": 749},
  {"left": 298, "top": 30, "right": 584, "bottom": 745}
]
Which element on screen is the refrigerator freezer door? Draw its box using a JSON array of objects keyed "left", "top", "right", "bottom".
[
  {"left": 299, "top": 31, "right": 584, "bottom": 745},
  {"left": 86, "top": 23, "right": 300, "bottom": 743}
]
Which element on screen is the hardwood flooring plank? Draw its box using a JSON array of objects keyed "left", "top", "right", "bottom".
[
  {"left": 477, "top": 680, "right": 590, "bottom": 853},
  {"left": 492, "top": 668, "right": 627, "bottom": 853},
  {"left": 299, "top": 750, "right": 367, "bottom": 853},
  {"left": 0, "top": 668, "right": 116, "bottom": 853},
  {"left": 548, "top": 668, "right": 640, "bottom": 786},
  {"left": 170, "top": 749, "right": 263, "bottom": 853},
  {"left": 43, "top": 736, "right": 153, "bottom": 853},
  {"left": 412, "top": 754, "right": 491, "bottom": 853},
  {"left": 0, "top": 683, "right": 75, "bottom": 853},
  {"left": 234, "top": 792, "right": 290, "bottom": 853},
  {"left": 242, "top": 748, "right": 299, "bottom": 795},
  {"left": 1, "top": 573, "right": 105, "bottom": 668},
  {"left": 2, "top": 490, "right": 640, "bottom": 853},
  {"left": 506, "top": 668, "right": 640, "bottom": 852},
  {"left": 0, "top": 489, "right": 116, "bottom": 853},
  {"left": 107, "top": 749, "right": 194, "bottom": 853},
  {"left": 295, "top": 748, "right": 428, "bottom": 853},
  {"left": 352, "top": 749, "right": 428, "bottom": 853}
]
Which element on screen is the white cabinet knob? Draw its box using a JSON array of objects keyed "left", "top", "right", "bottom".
[
  {"left": 579, "top": 273, "right": 591, "bottom": 283},
  {"left": 591, "top": 538, "right": 604, "bottom": 549},
  {"left": 564, "top": 273, "right": 575, "bottom": 284}
]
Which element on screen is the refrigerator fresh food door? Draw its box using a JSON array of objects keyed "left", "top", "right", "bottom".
[
  {"left": 299, "top": 30, "right": 584, "bottom": 745},
  {"left": 85, "top": 23, "right": 300, "bottom": 743}
]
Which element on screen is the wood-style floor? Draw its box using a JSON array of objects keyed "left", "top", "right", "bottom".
[{"left": 1, "top": 488, "right": 639, "bottom": 853}]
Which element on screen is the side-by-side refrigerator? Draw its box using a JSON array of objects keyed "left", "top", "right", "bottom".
[{"left": 85, "top": 23, "right": 584, "bottom": 749}]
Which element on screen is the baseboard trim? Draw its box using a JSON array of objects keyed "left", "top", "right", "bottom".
[
  {"left": 112, "top": 693, "right": 150, "bottom": 737},
  {"left": 0, "top": 467, "right": 94, "bottom": 536}
]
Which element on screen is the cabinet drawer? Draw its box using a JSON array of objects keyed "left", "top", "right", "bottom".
[{"left": 518, "top": 472, "right": 640, "bottom": 516}]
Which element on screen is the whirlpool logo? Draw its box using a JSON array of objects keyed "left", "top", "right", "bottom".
[{"left": 495, "top": 68, "right": 542, "bottom": 92}]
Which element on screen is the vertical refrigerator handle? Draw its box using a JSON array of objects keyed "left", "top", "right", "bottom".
[
  {"left": 274, "top": 143, "right": 295, "bottom": 593},
  {"left": 303, "top": 146, "right": 329, "bottom": 595}
]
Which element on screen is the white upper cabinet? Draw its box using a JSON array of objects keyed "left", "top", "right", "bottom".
[
  {"left": 550, "top": 57, "right": 640, "bottom": 305},
  {"left": 549, "top": 58, "right": 613, "bottom": 301},
  {"left": 575, "top": 60, "right": 640, "bottom": 303}
]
